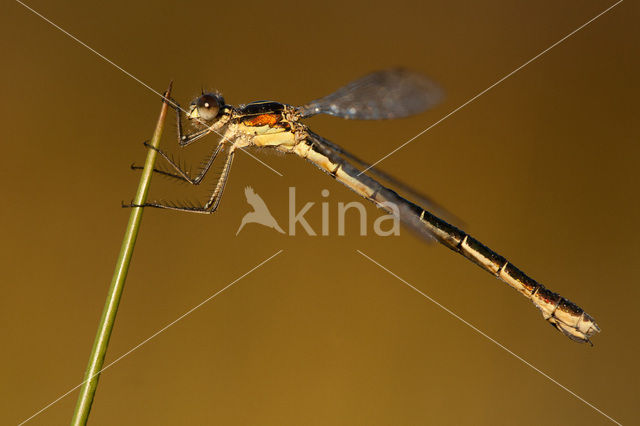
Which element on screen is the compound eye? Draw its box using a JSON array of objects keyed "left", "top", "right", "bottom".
[{"left": 196, "top": 93, "right": 221, "bottom": 121}]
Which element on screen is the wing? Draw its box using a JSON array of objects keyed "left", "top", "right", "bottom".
[
  {"left": 297, "top": 69, "right": 443, "bottom": 120},
  {"left": 306, "top": 129, "right": 464, "bottom": 229}
]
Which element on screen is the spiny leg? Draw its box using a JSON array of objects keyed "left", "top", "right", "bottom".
[
  {"left": 166, "top": 96, "right": 212, "bottom": 146},
  {"left": 178, "top": 126, "right": 211, "bottom": 147},
  {"left": 140, "top": 139, "right": 226, "bottom": 185},
  {"left": 202, "top": 147, "right": 235, "bottom": 212},
  {"left": 130, "top": 162, "right": 187, "bottom": 183},
  {"left": 125, "top": 147, "right": 236, "bottom": 214}
]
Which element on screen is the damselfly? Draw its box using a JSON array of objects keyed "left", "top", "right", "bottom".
[{"left": 127, "top": 69, "right": 600, "bottom": 344}]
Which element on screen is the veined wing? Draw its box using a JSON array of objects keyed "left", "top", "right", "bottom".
[
  {"left": 306, "top": 129, "right": 464, "bottom": 228},
  {"left": 297, "top": 69, "right": 443, "bottom": 120}
]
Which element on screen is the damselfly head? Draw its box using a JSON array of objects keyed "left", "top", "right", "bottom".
[{"left": 187, "top": 92, "right": 225, "bottom": 122}]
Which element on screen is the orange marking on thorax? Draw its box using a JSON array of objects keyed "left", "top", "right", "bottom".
[{"left": 245, "top": 114, "right": 280, "bottom": 127}]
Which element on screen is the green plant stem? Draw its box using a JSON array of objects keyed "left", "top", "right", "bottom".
[{"left": 70, "top": 83, "right": 172, "bottom": 426}]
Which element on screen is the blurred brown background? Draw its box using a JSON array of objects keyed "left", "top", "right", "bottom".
[{"left": 2, "top": 0, "right": 638, "bottom": 424}]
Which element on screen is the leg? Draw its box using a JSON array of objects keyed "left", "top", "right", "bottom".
[
  {"left": 202, "top": 147, "right": 235, "bottom": 212},
  {"left": 130, "top": 162, "right": 188, "bottom": 183},
  {"left": 125, "top": 147, "right": 236, "bottom": 214},
  {"left": 147, "top": 96, "right": 228, "bottom": 181},
  {"left": 142, "top": 138, "right": 225, "bottom": 185},
  {"left": 167, "top": 96, "right": 212, "bottom": 146}
]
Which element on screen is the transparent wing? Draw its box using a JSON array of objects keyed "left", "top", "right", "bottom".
[
  {"left": 307, "top": 129, "right": 464, "bottom": 230},
  {"left": 297, "top": 69, "right": 443, "bottom": 120}
]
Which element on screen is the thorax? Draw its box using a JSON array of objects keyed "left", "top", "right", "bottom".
[{"left": 231, "top": 101, "right": 298, "bottom": 149}]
